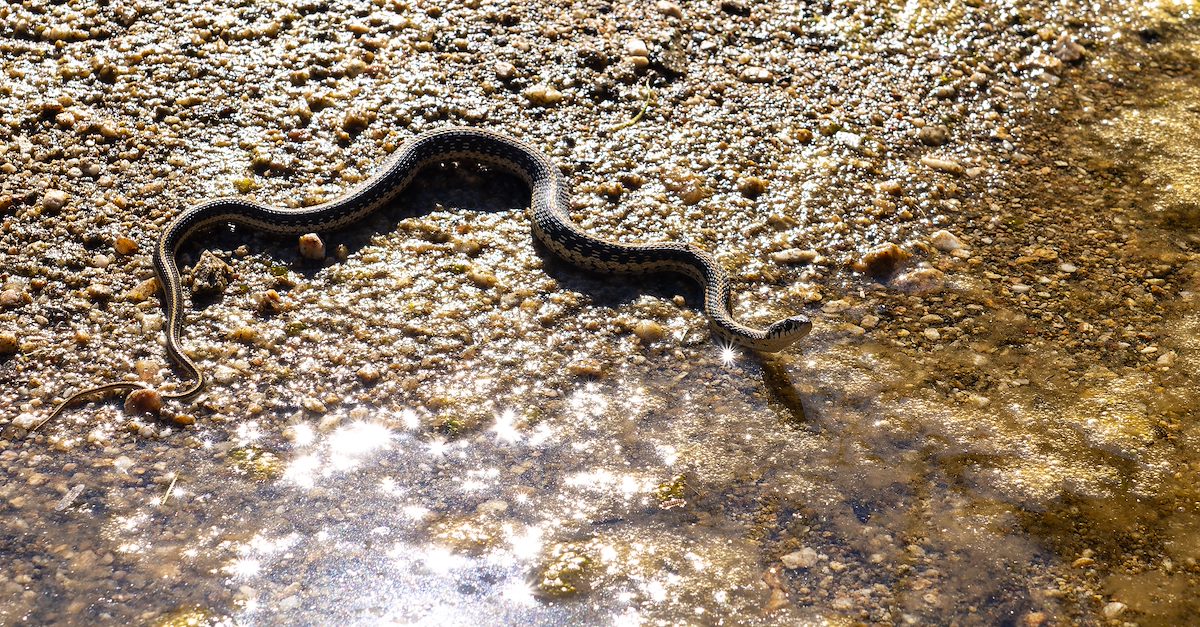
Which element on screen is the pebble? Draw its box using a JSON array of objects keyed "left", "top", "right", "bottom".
[
  {"left": 523, "top": 84, "right": 563, "bottom": 106},
  {"left": 42, "top": 189, "right": 68, "bottom": 212},
  {"left": 920, "top": 156, "right": 964, "bottom": 174},
  {"left": 770, "top": 248, "right": 820, "bottom": 265},
  {"left": 891, "top": 268, "right": 946, "bottom": 294},
  {"left": 0, "top": 331, "right": 19, "bottom": 355},
  {"left": 854, "top": 242, "right": 911, "bottom": 278},
  {"left": 190, "top": 252, "right": 235, "bottom": 298},
  {"left": 737, "top": 176, "right": 769, "bottom": 197},
  {"left": 1058, "top": 262, "right": 1077, "bottom": 273},
  {"left": 1102, "top": 602, "right": 1127, "bottom": 618},
  {"left": 781, "top": 548, "right": 818, "bottom": 569},
  {"left": 13, "top": 413, "right": 39, "bottom": 429},
  {"left": 255, "top": 290, "right": 285, "bottom": 315},
  {"left": 86, "top": 284, "right": 114, "bottom": 302},
  {"left": 298, "top": 233, "right": 326, "bottom": 260},
  {"left": 655, "top": 1, "right": 683, "bottom": 18},
  {"left": 633, "top": 320, "right": 665, "bottom": 342},
  {"left": 113, "top": 236, "right": 138, "bottom": 255},
  {"left": 929, "top": 230, "right": 963, "bottom": 252},
  {"left": 918, "top": 125, "right": 950, "bottom": 146},
  {"left": 356, "top": 365, "right": 382, "bottom": 383},
  {"left": 624, "top": 38, "right": 650, "bottom": 58},
  {"left": 567, "top": 359, "right": 605, "bottom": 378},
  {"left": 467, "top": 268, "right": 498, "bottom": 288},
  {"left": 493, "top": 61, "right": 517, "bottom": 81},
  {"left": 124, "top": 389, "right": 163, "bottom": 416},
  {"left": 126, "top": 277, "right": 160, "bottom": 303},
  {"left": 739, "top": 67, "right": 772, "bottom": 83},
  {"left": 0, "top": 288, "right": 29, "bottom": 309},
  {"left": 1052, "top": 34, "right": 1086, "bottom": 63}
]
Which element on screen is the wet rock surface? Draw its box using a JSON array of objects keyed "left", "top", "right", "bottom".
[{"left": 1, "top": 1, "right": 1199, "bottom": 625}]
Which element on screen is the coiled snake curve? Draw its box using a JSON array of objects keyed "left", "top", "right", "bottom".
[{"left": 41, "top": 127, "right": 811, "bottom": 428}]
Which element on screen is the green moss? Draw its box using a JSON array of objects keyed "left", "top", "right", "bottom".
[
  {"left": 654, "top": 473, "right": 688, "bottom": 503},
  {"left": 227, "top": 445, "right": 283, "bottom": 480}
]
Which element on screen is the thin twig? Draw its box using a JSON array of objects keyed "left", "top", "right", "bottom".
[
  {"left": 608, "top": 83, "right": 655, "bottom": 132},
  {"left": 159, "top": 473, "right": 178, "bottom": 506}
]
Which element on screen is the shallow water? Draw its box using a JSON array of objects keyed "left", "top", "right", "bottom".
[{"left": 2, "top": 1, "right": 1200, "bottom": 625}]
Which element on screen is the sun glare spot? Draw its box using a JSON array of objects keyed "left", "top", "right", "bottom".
[
  {"left": 226, "top": 557, "right": 261, "bottom": 578},
  {"left": 720, "top": 345, "right": 737, "bottom": 366},
  {"left": 493, "top": 409, "right": 522, "bottom": 444}
]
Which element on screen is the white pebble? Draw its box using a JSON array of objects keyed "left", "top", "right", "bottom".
[
  {"left": 298, "top": 233, "right": 325, "bottom": 260},
  {"left": 929, "top": 229, "right": 963, "bottom": 252},
  {"left": 42, "top": 189, "right": 68, "bottom": 212},
  {"left": 13, "top": 413, "right": 39, "bottom": 429},
  {"left": 781, "top": 547, "right": 818, "bottom": 569},
  {"left": 624, "top": 37, "right": 649, "bottom": 58},
  {"left": 1102, "top": 602, "right": 1126, "bottom": 619}
]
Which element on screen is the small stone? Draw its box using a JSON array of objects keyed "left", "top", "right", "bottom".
[
  {"left": 624, "top": 37, "right": 649, "bottom": 58},
  {"left": 633, "top": 320, "right": 665, "bottom": 342},
  {"left": 1052, "top": 34, "right": 1086, "bottom": 63},
  {"left": 918, "top": 125, "right": 950, "bottom": 146},
  {"left": 523, "top": 84, "right": 563, "bottom": 106},
  {"left": 229, "top": 326, "right": 259, "bottom": 343},
  {"left": 739, "top": 67, "right": 772, "bottom": 83},
  {"left": 655, "top": 1, "right": 682, "bottom": 18},
  {"left": 737, "top": 176, "right": 769, "bottom": 197},
  {"left": 124, "top": 389, "right": 163, "bottom": 416},
  {"left": 42, "top": 189, "right": 68, "bottom": 213},
  {"left": 113, "top": 236, "right": 138, "bottom": 255},
  {"left": 920, "top": 156, "right": 964, "bottom": 174},
  {"left": 567, "top": 359, "right": 605, "bottom": 378},
  {"left": 720, "top": 0, "right": 750, "bottom": 16},
  {"left": 493, "top": 61, "right": 517, "bottom": 81},
  {"left": 357, "top": 365, "right": 381, "bottom": 383},
  {"left": 1071, "top": 557, "right": 1095, "bottom": 568},
  {"left": 931, "top": 85, "right": 957, "bottom": 99},
  {"left": 0, "top": 288, "right": 29, "bottom": 309},
  {"left": 1157, "top": 351, "right": 1177, "bottom": 366},
  {"left": 13, "top": 413, "right": 39, "bottom": 429},
  {"left": 255, "top": 290, "right": 285, "bottom": 315},
  {"left": 929, "top": 230, "right": 963, "bottom": 252},
  {"left": 0, "top": 331, "right": 19, "bottom": 355},
  {"left": 86, "top": 284, "right": 114, "bottom": 302},
  {"left": 171, "top": 413, "right": 196, "bottom": 426},
  {"left": 467, "top": 268, "right": 498, "bottom": 288},
  {"left": 860, "top": 314, "right": 879, "bottom": 328},
  {"left": 303, "top": 397, "right": 328, "bottom": 413},
  {"left": 1058, "top": 262, "right": 1077, "bottom": 273},
  {"left": 781, "top": 548, "right": 818, "bottom": 569},
  {"left": 878, "top": 180, "right": 903, "bottom": 195},
  {"left": 854, "top": 243, "right": 911, "bottom": 278},
  {"left": 1101, "top": 602, "right": 1126, "bottom": 619},
  {"left": 1022, "top": 611, "right": 1047, "bottom": 627},
  {"left": 341, "top": 107, "right": 372, "bottom": 133},
  {"left": 126, "top": 277, "right": 161, "bottom": 303},
  {"left": 923, "top": 328, "right": 941, "bottom": 341},
  {"left": 298, "top": 233, "right": 326, "bottom": 260},
  {"left": 892, "top": 268, "right": 946, "bottom": 294},
  {"left": 834, "top": 131, "right": 862, "bottom": 149},
  {"left": 770, "top": 249, "right": 819, "bottom": 265},
  {"left": 190, "top": 252, "right": 235, "bottom": 299}
]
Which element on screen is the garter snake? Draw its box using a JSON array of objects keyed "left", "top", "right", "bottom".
[{"left": 41, "top": 127, "right": 811, "bottom": 427}]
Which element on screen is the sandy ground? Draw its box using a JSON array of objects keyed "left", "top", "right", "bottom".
[{"left": 1, "top": 1, "right": 1199, "bottom": 625}]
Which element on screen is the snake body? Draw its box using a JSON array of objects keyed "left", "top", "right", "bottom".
[{"left": 44, "top": 127, "right": 811, "bottom": 424}]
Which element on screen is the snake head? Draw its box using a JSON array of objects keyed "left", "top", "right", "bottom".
[{"left": 758, "top": 315, "right": 812, "bottom": 352}]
